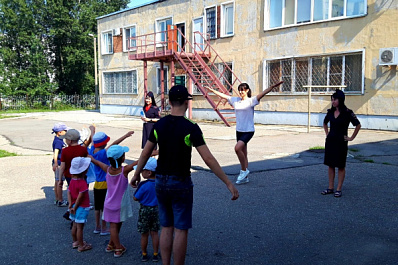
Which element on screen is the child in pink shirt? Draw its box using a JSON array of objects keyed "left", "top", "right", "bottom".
[{"left": 68, "top": 157, "right": 92, "bottom": 252}]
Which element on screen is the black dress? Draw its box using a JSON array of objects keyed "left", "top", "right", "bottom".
[
  {"left": 324, "top": 108, "right": 360, "bottom": 168},
  {"left": 141, "top": 105, "right": 160, "bottom": 149}
]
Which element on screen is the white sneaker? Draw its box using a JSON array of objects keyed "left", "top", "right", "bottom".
[{"left": 236, "top": 169, "right": 250, "bottom": 184}]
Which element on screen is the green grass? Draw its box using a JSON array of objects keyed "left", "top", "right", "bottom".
[
  {"left": 349, "top": 148, "right": 359, "bottom": 152},
  {"left": 382, "top": 162, "right": 391, "bottom": 165},
  {"left": 364, "top": 159, "right": 374, "bottom": 163},
  {"left": 0, "top": 114, "right": 19, "bottom": 119},
  {"left": 0, "top": 149, "right": 17, "bottom": 158},
  {"left": 0, "top": 107, "right": 84, "bottom": 113},
  {"left": 309, "top": 146, "right": 325, "bottom": 150}
]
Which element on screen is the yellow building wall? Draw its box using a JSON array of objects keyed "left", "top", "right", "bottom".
[{"left": 97, "top": 0, "right": 398, "bottom": 117}]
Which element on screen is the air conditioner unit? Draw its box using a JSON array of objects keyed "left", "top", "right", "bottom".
[
  {"left": 113, "top": 28, "right": 121, "bottom": 36},
  {"left": 379, "top": 47, "right": 398, "bottom": 65}
]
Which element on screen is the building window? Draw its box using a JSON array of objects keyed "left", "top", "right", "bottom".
[
  {"left": 157, "top": 66, "right": 169, "bottom": 95},
  {"left": 266, "top": 52, "right": 363, "bottom": 93},
  {"left": 103, "top": 71, "right": 137, "bottom": 94},
  {"left": 102, "top": 31, "right": 113, "bottom": 54},
  {"left": 175, "top": 75, "right": 186, "bottom": 86},
  {"left": 123, "top": 26, "right": 136, "bottom": 51},
  {"left": 265, "top": 0, "right": 367, "bottom": 29},
  {"left": 221, "top": 2, "right": 234, "bottom": 37},
  {"left": 211, "top": 62, "right": 233, "bottom": 92},
  {"left": 156, "top": 17, "right": 172, "bottom": 43},
  {"left": 205, "top": 6, "right": 217, "bottom": 39}
]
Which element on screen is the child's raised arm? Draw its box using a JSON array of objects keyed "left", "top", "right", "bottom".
[
  {"left": 106, "top": 131, "right": 135, "bottom": 150},
  {"left": 123, "top": 160, "right": 139, "bottom": 177},
  {"left": 89, "top": 155, "right": 109, "bottom": 173}
]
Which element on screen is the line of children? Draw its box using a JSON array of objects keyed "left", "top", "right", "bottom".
[
  {"left": 89, "top": 131, "right": 134, "bottom": 236},
  {"left": 133, "top": 157, "right": 160, "bottom": 262}
]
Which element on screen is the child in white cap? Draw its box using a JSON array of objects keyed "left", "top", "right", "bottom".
[
  {"left": 133, "top": 157, "right": 160, "bottom": 262},
  {"left": 89, "top": 145, "right": 136, "bottom": 258},
  {"left": 68, "top": 157, "right": 92, "bottom": 252}
]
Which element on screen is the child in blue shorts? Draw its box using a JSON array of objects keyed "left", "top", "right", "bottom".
[
  {"left": 133, "top": 157, "right": 160, "bottom": 262},
  {"left": 68, "top": 157, "right": 92, "bottom": 252}
]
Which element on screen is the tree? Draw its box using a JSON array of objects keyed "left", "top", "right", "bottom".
[{"left": 0, "top": 0, "right": 129, "bottom": 96}]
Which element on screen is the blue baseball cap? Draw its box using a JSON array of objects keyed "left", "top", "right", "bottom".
[
  {"left": 107, "top": 145, "right": 129, "bottom": 168},
  {"left": 134, "top": 157, "right": 157, "bottom": 172},
  {"left": 52, "top": 122, "right": 69, "bottom": 133}
]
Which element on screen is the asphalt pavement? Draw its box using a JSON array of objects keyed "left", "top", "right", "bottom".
[{"left": 0, "top": 110, "right": 397, "bottom": 265}]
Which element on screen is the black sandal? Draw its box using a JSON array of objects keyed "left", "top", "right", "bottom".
[
  {"left": 334, "top": 191, "right": 342, "bottom": 197},
  {"left": 321, "top": 188, "right": 334, "bottom": 195}
]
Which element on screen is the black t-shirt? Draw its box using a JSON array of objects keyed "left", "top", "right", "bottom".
[
  {"left": 148, "top": 115, "right": 206, "bottom": 177},
  {"left": 324, "top": 108, "right": 360, "bottom": 141}
]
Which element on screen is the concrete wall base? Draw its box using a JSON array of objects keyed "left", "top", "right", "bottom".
[{"left": 101, "top": 105, "right": 398, "bottom": 131}]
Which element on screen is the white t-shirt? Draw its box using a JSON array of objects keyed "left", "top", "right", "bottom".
[{"left": 228, "top": 96, "right": 259, "bottom": 132}]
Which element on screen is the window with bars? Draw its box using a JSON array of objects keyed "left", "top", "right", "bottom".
[
  {"left": 265, "top": 0, "right": 367, "bottom": 29},
  {"left": 194, "top": 62, "right": 233, "bottom": 94},
  {"left": 206, "top": 6, "right": 217, "bottom": 39},
  {"left": 103, "top": 71, "right": 137, "bottom": 94},
  {"left": 266, "top": 53, "right": 363, "bottom": 93}
]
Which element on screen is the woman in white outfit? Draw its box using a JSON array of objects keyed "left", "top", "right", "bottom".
[{"left": 208, "top": 81, "right": 283, "bottom": 184}]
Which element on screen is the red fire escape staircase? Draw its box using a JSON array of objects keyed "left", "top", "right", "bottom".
[{"left": 128, "top": 28, "right": 242, "bottom": 127}]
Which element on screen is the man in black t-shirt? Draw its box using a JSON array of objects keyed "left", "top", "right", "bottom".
[{"left": 131, "top": 85, "right": 239, "bottom": 265}]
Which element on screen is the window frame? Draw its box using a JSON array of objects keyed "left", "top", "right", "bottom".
[
  {"left": 101, "top": 30, "right": 113, "bottom": 55},
  {"left": 155, "top": 16, "right": 173, "bottom": 45},
  {"left": 102, "top": 69, "right": 138, "bottom": 95},
  {"left": 264, "top": 0, "right": 367, "bottom": 30},
  {"left": 262, "top": 50, "right": 365, "bottom": 95},
  {"left": 205, "top": 5, "right": 217, "bottom": 40},
  {"left": 123, "top": 25, "right": 137, "bottom": 52},
  {"left": 221, "top": 1, "right": 235, "bottom": 38},
  {"left": 156, "top": 65, "right": 169, "bottom": 95}
]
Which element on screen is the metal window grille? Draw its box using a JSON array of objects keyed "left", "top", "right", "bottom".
[
  {"left": 268, "top": 53, "right": 362, "bottom": 93},
  {"left": 206, "top": 7, "right": 216, "bottom": 39},
  {"left": 104, "top": 71, "right": 137, "bottom": 94}
]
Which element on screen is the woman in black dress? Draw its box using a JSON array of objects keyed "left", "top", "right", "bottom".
[
  {"left": 322, "top": 89, "right": 361, "bottom": 197},
  {"left": 141, "top": 92, "right": 160, "bottom": 151}
]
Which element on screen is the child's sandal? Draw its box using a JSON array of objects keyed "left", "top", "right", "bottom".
[
  {"left": 114, "top": 246, "right": 126, "bottom": 258},
  {"left": 77, "top": 243, "right": 92, "bottom": 252},
  {"left": 72, "top": 241, "right": 79, "bottom": 249},
  {"left": 105, "top": 244, "right": 115, "bottom": 253}
]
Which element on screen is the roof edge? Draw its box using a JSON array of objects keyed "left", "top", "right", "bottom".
[{"left": 96, "top": 0, "right": 163, "bottom": 20}]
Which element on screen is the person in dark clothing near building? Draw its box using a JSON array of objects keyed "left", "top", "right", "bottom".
[
  {"left": 131, "top": 85, "right": 239, "bottom": 265},
  {"left": 321, "top": 89, "right": 361, "bottom": 198}
]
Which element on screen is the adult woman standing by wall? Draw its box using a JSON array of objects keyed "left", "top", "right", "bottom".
[
  {"left": 322, "top": 89, "right": 361, "bottom": 197},
  {"left": 141, "top": 92, "right": 160, "bottom": 151},
  {"left": 207, "top": 81, "right": 283, "bottom": 184}
]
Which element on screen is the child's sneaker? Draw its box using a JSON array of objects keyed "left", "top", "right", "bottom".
[
  {"left": 54, "top": 200, "right": 58, "bottom": 205},
  {"left": 93, "top": 227, "right": 101, "bottom": 234},
  {"left": 141, "top": 253, "right": 149, "bottom": 262},
  {"left": 152, "top": 253, "right": 160, "bottom": 262},
  {"left": 58, "top": 200, "right": 68, "bottom": 207}
]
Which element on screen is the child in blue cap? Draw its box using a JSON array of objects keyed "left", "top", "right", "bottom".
[
  {"left": 89, "top": 145, "right": 137, "bottom": 258},
  {"left": 89, "top": 130, "right": 134, "bottom": 236},
  {"left": 133, "top": 157, "right": 160, "bottom": 262}
]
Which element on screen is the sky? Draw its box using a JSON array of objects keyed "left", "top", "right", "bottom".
[{"left": 127, "top": 0, "right": 155, "bottom": 8}]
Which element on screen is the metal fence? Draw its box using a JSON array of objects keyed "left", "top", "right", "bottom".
[{"left": 0, "top": 94, "right": 96, "bottom": 111}]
